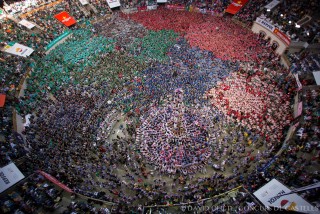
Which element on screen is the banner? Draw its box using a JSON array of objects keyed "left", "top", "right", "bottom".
[
  {"left": 166, "top": 4, "right": 185, "bottom": 11},
  {"left": 256, "top": 17, "right": 275, "bottom": 32},
  {"left": 45, "top": 30, "right": 72, "bottom": 51},
  {"left": 313, "top": 71, "right": 320, "bottom": 85},
  {"left": 0, "top": 94, "right": 6, "bottom": 107},
  {"left": 157, "top": 0, "right": 167, "bottom": 2},
  {"left": 79, "top": 0, "right": 88, "bottom": 5},
  {"left": 106, "top": 0, "right": 120, "bottom": 8},
  {"left": 273, "top": 28, "right": 291, "bottom": 46},
  {"left": 294, "top": 73, "right": 302, "bottom": 90},
  {"left": 147, "top": 5, "right": 157, "bottom": 10},
  {"left": 254, "top": 179, "right": 319, "bottom": 213},
  {"left": 0, "top": 163, "right": 25, "bottom": 193},
  {"left": 264, "top": 0, "right": 280, "bottom": 10},
  {"left": 19, "top": 19, "right": 35, "bottom": 29},
  {"left": 295, "top": 101, "right": 303, "bottom": 118},
  {"left": 225, "top": 0, "right": 249, "bottom": 15},
  {"left": 38, "top": 170, "right": 73, "bottom": 193},
  {"left": 3, "top": 43, "right": 34, "bottom": 57},
  {"left": 54, "top": 11, "right": 76, "bottom": 27}
]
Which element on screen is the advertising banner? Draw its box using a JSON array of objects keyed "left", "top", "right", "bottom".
[
  {"left": 256, "top": 17, "right": 275, "bottom": 32},
  {"left": 54, "top": 11, "right": 76, "bottom": 27},
  {"left": 19, "top": 19, "right": 35, "bottom": 29},
  {"left": 3, "top": 43, "right": 34, "bottom": 57},
  {"left": 273, "top": 28, "right": 291, "bottom": 46},
  {"left": 253, "top": 179, "right": 319, "bottom": 213},
  {"left": 225, "top": 0, "right": 249, "bottom": 15},
  {"left": 0, "top": 163, "right": 25, "bottom": 193},
  {"left": 106, "top": 0, "right": 121, "bottom": 8}
]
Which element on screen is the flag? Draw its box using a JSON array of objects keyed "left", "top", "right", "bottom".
[
  {"left": 54, "top": 11, "right": 76, "bottom": 27},
  {"left": 225, "top": 0, "right": 249, "bottom": 15}
]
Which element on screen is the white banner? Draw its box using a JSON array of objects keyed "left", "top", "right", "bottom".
[
  {"left": 18, "top": 19, "right": 35, "bottom": 29},
  {"left": 3, "top": 43, "right": 34, "bottom": 58},
  {"left": 147, "top": 5, "right": 158, "bottom": 10},
  {"left": 0, "top": 163, "right": 25, "bottom": 193},
  {"left": 79, "top": 0, "right": 89, "bottom": 5},
  {"left": 254, "top": 179, "right": 319, "bottom": 213},
  {"left": 106, "top": 0, "right": 120, "bottom": 8},
  {"left": 256, "top": 17, "right": 275, "bottom": 32},
  {"left": 294, "top": 73, "right": 302, "bottom": 89},
  {"left": 264, "top": 0, "right": 280, "bottom": 10},
  {"left": 313, "top": 71, "right": 320, "bottom": 85},
  {"left": 157, "top": 0, "right": 167, "bottom": 2}
]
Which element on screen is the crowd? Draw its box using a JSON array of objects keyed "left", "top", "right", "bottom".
[
  {"left": 137, "top": 89, "right": 213, "bottom": 174},
  {"left": 294, "top": 88, "right": 320, "bottom": 154},
  {"left": 206, "top": 69, "right": 293, "bottom": 144},
  {"left": 235, "top": 0, "right": 320, "bottom": 43},
  {"left": 289, "top": 51, "right": 320, "bottom": 78},
  {"left": 0, "top": 173, "right": 63, "bottom": 213},
  {"left": 0, "top": 2, "right": 319, "bottom": 213},
  {"left": 3, "top": 0, "right": 49, "bottom": 15}
]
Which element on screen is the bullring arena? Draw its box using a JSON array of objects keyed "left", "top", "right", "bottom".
[{"left": 0, "top": 0, "right": 320, "bottom": 213}]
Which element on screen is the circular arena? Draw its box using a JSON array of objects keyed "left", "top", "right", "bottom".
[{"left": 0, "top": 0, "right": 320, "bottom": 213}]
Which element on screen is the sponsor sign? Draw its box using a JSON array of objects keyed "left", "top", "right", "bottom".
[
  {"left": 256, "top": 17, "right": 275, "bottom": 32},
  {"left": 0, "top": 163, "right": 25, "bottom": 193},
  {"left": 273, "top": 28, "right": 291, "bottom": 46},
  {"left": 106, "top": 0, "right": 120, "bottom": 8},
  {"left": 264, "top": 0, "right": 280, "bottom": 10},
  {"left": 79, "top": 0, "right": 89, "bottom": 5},
  {"left": 19, "top": 19, "right": 35, "bottom": 29},
  {"left": 225, "top": 0, "right": 249, "bottom": 15},
  {"left": 54, "top": 11, "right": 76, "bottom": 27},
  {"left": 3, "top": 43, "right": 34, "bottom": 57},
  {"left": 254, "top": 179, "right": 319, "bottom": 213}
]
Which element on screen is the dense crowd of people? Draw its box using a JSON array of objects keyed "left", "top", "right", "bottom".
[
  {"left": 235, "top": 0, "right": 320, "bottom": 43},
  {"left": 0, "top": 1, "right": 320, "bottom": 213}
]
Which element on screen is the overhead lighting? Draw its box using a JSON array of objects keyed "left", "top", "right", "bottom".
[
  {"left": 280, "top": 14, "right": 283, "bottom": 17},
  {"left": 289, "top": 20, "right": 292, "bottom": 24},
  {"left": 295, "top": 23, "right": 301, "bottom": 28},
  {"left": 267, "top": 9, "right": 271, "bottom": 12},
  {"left": 307, "top": 32, "right": 310, "bottom": 36}
]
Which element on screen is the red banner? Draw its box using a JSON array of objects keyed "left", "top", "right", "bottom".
[
  {"left": 225, "top": 0, "right": 249, "bottom": 15},
  {"left": 38, "top": 170, "right": 73, "bottom": 193},
  {"left": 273, "top": 28, "right": 291, "bottom": 46},
  {"left": 166, "top": 4, "right": 185, "bottom": 11},
  {"left": 0, "top": 94, "right": 6, "bottom": 107},
  {"left": 54, "top": 11, "right": 76, "bottom": 27}
]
